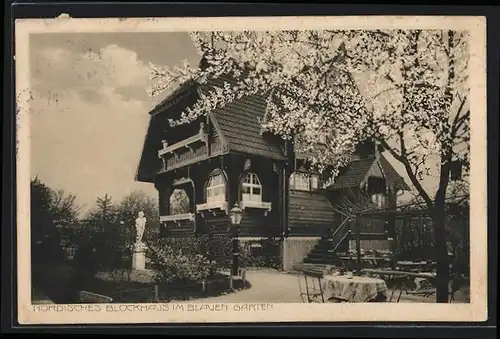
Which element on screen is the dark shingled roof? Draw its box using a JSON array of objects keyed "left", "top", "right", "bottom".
[
  {"left": 330, "top": 156, "right": 376, "bottom": 190},
  {"left": 136, "top": 65, "right": 409, "bottom": 189},
  {"left": 328, "top": 154, "right": 410, "bottom": 191},
  {"left": 199, "top": 75, "right": 286, "bottom": 160},
  {"left": 289, "top": 190, "right": 336, "bottom": 229}
]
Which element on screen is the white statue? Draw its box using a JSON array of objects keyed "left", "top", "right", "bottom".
[{"left": 135, "top": 211, "right": 147, "bottom": 244}]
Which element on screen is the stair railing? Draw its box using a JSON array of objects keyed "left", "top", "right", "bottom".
[{"left": 328, "top": 215, "right": 354, "bottom": 253}]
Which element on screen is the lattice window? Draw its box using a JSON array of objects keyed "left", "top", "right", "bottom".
[
  {"left": 206, "top": 172, "right": 226, "bottom": 203},
  {"left": 290, "top": 172, "right": 320, "bottom": 191},
  {"left": 242, "top": 172, "right": 262, "bottom": 203}
]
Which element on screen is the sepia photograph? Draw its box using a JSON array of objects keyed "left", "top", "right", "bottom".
[{"left": 14, "top": 15, "right": 488, "bottom": 324}]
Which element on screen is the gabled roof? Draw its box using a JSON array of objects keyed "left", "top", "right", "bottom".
[
  {"left": 328, "top": 154, "right": 410, "bottom": 191},
  {"left": 135, "top": 86, "right": 200, "bottom": 183},
  {"left": 136, "top": 66, "right": 409, "bottom": 189},
  {"left": 199, "top": 75, "right": 287, "bottom": 160},
  {"left": 378, "top": 155, "right": 411, "bottom": 191},
  {"left": 329, "top": 156, "right": 376, "bottom": 190},
  {"left": 135, "top": 74, "right": 287, "bottom": 183}
]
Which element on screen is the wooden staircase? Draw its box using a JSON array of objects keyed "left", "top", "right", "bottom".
[{"left": 302, "top": 217, "right": 353, "bottom": 267}]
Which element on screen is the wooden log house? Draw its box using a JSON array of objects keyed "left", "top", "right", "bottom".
[{"left": 135, "top": 70, "right": 410, "bottom": 271}]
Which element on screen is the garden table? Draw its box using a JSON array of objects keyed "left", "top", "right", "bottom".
[
  {"left": 322, "top": 275, "right": 388, "bottom": 303},
  {"left": 362, "top": 256, "right": 392, "bottom": 268},
  {"left": 361, "top": 269, "right": 437, "bottom": 302},
  {"left": 396, "top": 261, "right": 436, "bottom": 272}
]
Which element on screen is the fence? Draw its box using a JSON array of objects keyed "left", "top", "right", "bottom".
[{"left": 356, "top": 210, "right": 469, "bottom": 262}]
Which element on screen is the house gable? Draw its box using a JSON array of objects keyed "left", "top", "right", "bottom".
[
  {"left": 135, "top": 84, "right": 202, "bottom": 183},
  {"left": 135, "top": 75, "right": 288, "bottom": 183},
  {"left": 198, "top": 75, "right": 287, "bottom": 161},
  {"left": 327, "top": 154, "right": 409, "bottom": 192}
]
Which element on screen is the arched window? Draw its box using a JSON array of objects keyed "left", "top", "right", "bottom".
[
  {"left": 242, "top": 172, "right": 262, "bottom": 203},
  {"left": 206, "top": 170, "right": 226, "bottom": 203}
]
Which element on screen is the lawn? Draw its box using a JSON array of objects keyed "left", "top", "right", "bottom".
[
  {"left": 90, "top": 269, "right": 250, "bottom": 303},
  {"left": 33, "top": 264, "right": 250, "bottom": 304}
]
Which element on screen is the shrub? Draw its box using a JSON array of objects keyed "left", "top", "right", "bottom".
[
  {"left": 146, "top": 233, "right": 282, "bottom": 286},
  {"left": 239, "top": 237, "right": 281, "bottom": 270},
  {"left": 146, "top": 236, "right": 225, "bottom": 285}
]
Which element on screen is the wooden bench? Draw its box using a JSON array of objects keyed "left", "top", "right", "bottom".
[{"left": 79, "top": 290, "right": 113, "bottom": 303}]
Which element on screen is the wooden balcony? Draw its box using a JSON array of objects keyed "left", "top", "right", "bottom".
[
  {"left": 157, "top": 130, "right": 224, "bottom": 172},
  {"left": 158, "top": 131, "right": 208, "bottom": 158}
]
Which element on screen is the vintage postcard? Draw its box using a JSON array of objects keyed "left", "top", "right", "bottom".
[{"left": 15, "top": 15, "right": 488, "bottom": 325}]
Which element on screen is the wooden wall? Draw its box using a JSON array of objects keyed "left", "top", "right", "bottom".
[
  {"left": 288, "top": 190, "right": 337, "bottom": 237},
  {"left": 156, "top": 154, "right": 283, "bottom": 238}
]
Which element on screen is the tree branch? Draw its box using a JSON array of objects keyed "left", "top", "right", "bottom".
[
  {"left": 452, "top": 109, "right": 469, "bottom": 137},
  {"left": 369, "top": 86, "right": 399, "bottom": 101},
  {"left": 378, "top": 136, "right": 434, "bottom": 210}
]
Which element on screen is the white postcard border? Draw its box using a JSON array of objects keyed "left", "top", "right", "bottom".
[{"left": 15, "top": 15, "right": 488, "bottom": 324}]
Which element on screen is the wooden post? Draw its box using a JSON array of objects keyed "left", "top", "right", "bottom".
[
  {"left": 355, "top": 218, "right": 361, "bottom": 273},
  {"left": 388, "top": 186, "right": 398, "bottom": 258},
  {"left": 241, "top": 269, "right": 247, "bottom": 285}
]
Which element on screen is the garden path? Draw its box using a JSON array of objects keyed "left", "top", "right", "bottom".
[{"left": 174, "top": 269, "right": 468, "bottom": 304}]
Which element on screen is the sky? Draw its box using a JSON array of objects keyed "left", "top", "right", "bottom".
[
  {"left": 29, "top": 32, "right": 440, "bottom": 215},
  {"left": 29, "top": 32, "right": 201, "bottom": 213}
]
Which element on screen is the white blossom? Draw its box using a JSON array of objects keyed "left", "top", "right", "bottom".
[{"left": 148, "top": 29, "right": 470, "bottom": 196}]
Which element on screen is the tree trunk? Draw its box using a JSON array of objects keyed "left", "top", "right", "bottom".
[
  {"left": 432, "top": 153, "right": 453, "bottom": 303},
  {"left": 433, "top": 207, "right": 450, "bottom": 303}
]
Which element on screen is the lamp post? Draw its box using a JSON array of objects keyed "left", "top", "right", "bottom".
[{"left": 229, "top": 203, "right": 243, "bottom": 289}]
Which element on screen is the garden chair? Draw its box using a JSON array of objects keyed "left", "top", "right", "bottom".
[
  {"left": 405, "top": 278, "right": 436, "bottom": 299},
  {"left": 404, "top": 273, "right": 464, "bottom": 302},
  {"left": 387, "top": 274, "right": 412, "bottom": 302},
  {"left": 297, "top": 268, "right": 325, "bottom": 303},
  {"left": 341, "top": 256, "right": 357, "bottom": 271}
]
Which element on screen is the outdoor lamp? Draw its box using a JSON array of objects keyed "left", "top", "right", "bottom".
[{"left": 229, "top": 203, "right": 243, "bottom": 226}]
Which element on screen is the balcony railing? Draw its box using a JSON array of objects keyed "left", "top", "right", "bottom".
[
  {"left": 158, "top": 132, "right": 208, "bottom": 158},
  {"left": 157, "top": 131, "right": 224, "bottom": 173}
]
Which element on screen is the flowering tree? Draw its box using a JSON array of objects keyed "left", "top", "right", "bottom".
[
  {"left": 148, "top": 30, "right": 470, "bottom": 303},
  {"left": 345, "top": 30, "right": 470, "bottom": 303}
]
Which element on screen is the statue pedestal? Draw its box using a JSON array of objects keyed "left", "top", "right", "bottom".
[{"left": 132, "top": 242, "right": 147, "bottom": 271}]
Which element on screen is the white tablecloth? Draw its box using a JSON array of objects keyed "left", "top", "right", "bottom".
[{"left": 322, "top": 275, "right": 388, "bottom": 303}]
